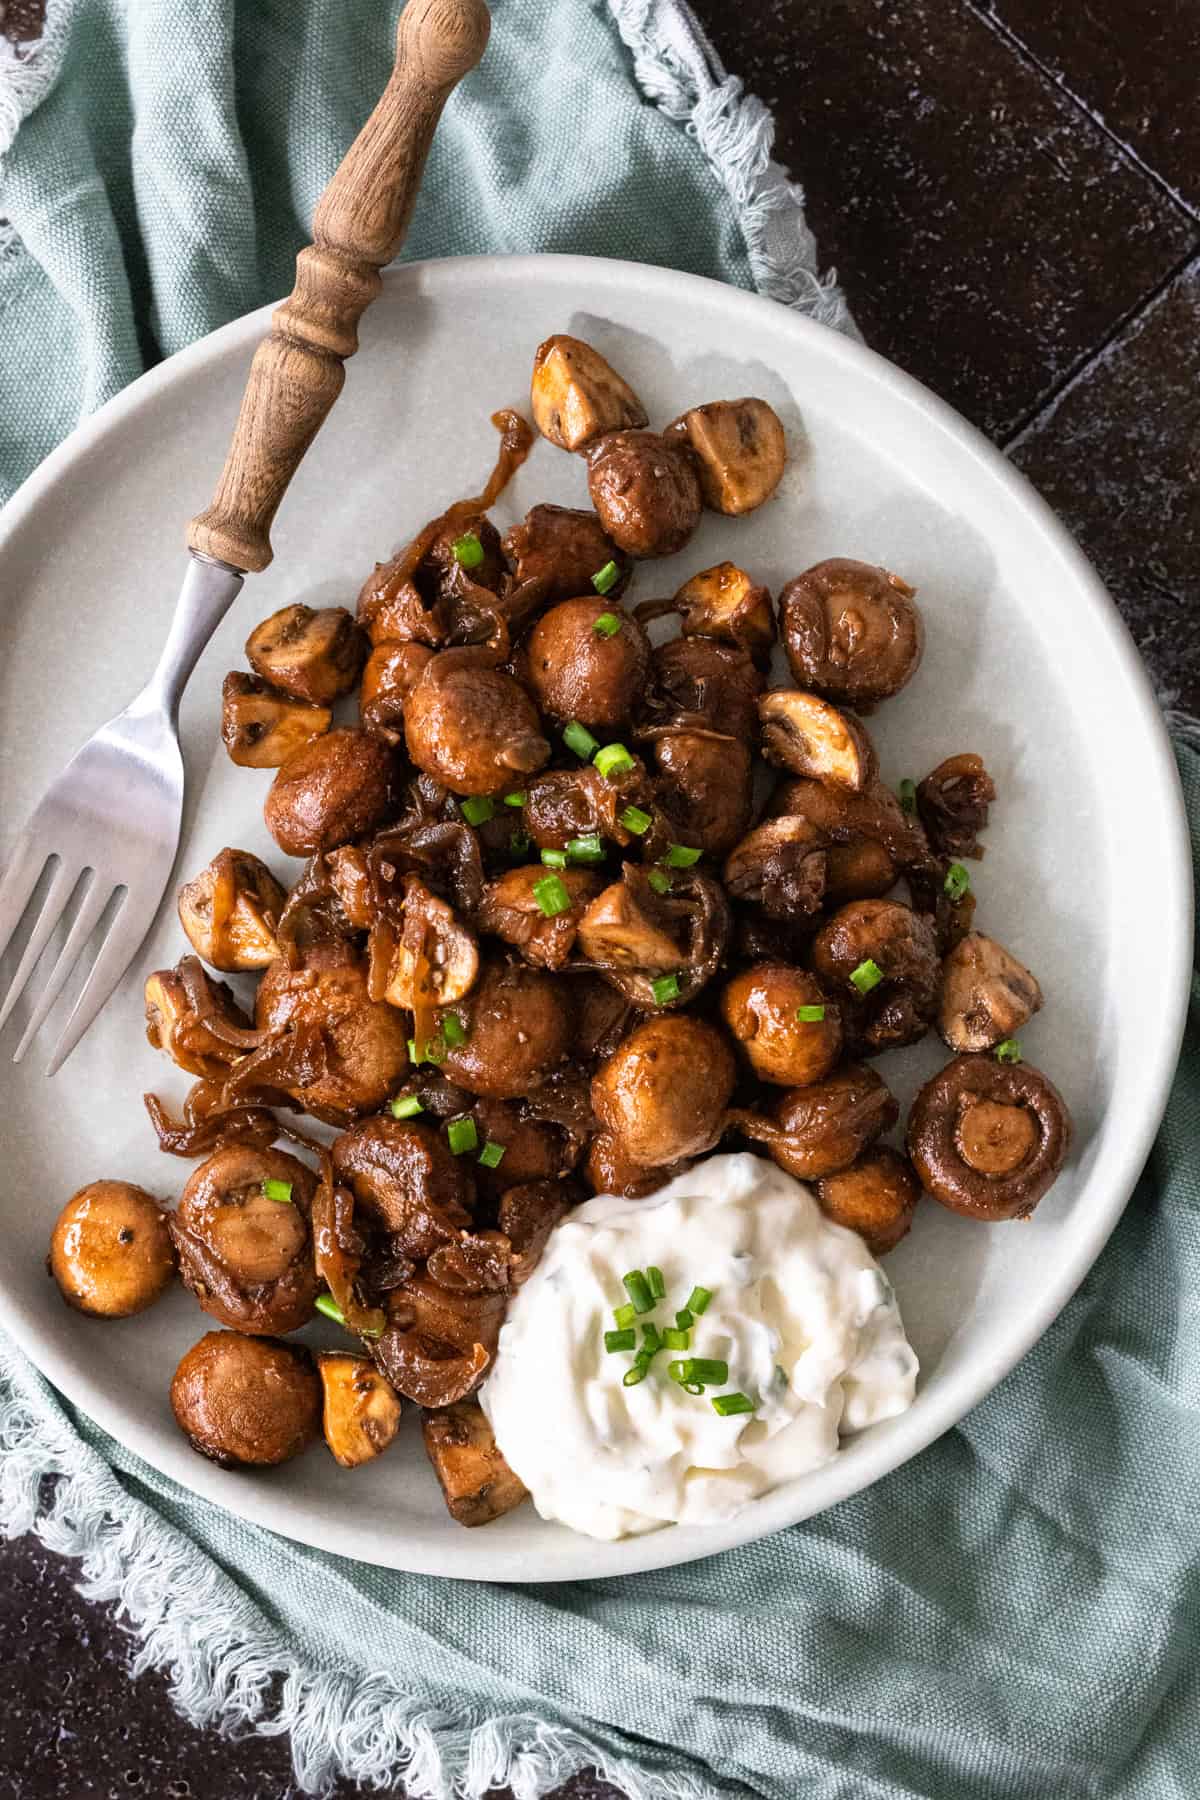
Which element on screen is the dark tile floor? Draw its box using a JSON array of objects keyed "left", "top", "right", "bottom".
[{"left": 1, "top": 2, "right": 1196, "bottom": 1797}]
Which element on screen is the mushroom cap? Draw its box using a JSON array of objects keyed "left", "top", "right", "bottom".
[
  {"left": 177, "top": 847, "right": 285, "bottom": 972},
  {"left": 502, "top": 503, "right": 630, "bottom": 602},
  {"left": 720, "top": 961, "right": 843, "bottom": 1087},
  {"left": 255, "top": 940, "right": 411, "bottom": 1124},
  {"left": 221, "top": 671, "right": 331, "bottom": 769},
  {"left": 332, "top": 1116, "right": 474, "bottom": 1258},
  {"left": 779, "top": 557, "right": 923, "bottom": 708},
  {"left": 436, "top": 960, "right": 574, "bottom": 1099},
  {"left": 49, "top": 1181, "right": 175, "bottom": 1319},
  {"left": 815, "top": 1147, "right": 921, "bottom": 1256},
  {"left": 907, "top": 1053, "right": 1072, "bottom": 1220},
  {"left": 170, "top": 1331, "right": 321, "bottom": 1468},
  {"left": 264, "top": 728, "right": 394, "bottom": 857},
  {"left": 591, "top": 1014, "right": 736, "bottom": 1167},
  {"left": 586, "top": 429, "right": 703, "bottom": 560},
  {"left": 404, "top": 649, "right": 550, "bottom": 796},
  {"left": 171, "top": 1145, "right": 319, "bottom": 1336},
  {"left": 526, "top": 596, "right": 650, "bottom": 728}
]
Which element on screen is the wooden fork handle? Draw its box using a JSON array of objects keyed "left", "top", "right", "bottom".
[{"left": 187, "top": 0, "right": 491, "bottom": 574}]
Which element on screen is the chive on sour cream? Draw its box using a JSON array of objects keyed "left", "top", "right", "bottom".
[{"left": 480, "top": 1152, "right": 919, "bottom": 1541}]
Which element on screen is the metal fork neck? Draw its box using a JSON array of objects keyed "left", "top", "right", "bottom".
[{"left": 135, "top": 552, "right": 246, "bottom": 721}]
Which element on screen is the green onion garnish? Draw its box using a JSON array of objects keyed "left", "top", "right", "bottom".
[
  {"left": 683, "top": 1381, "right": 704, "bottom": 1396},
  {"left": 540, "top": 847, "right": 568, "bottom": 868},
  {"left": 504, "top": 791, "right": 527, "bottom": 808},
  {"left": 262, "top": 1178, "right": 293, "bottom": 1204},
  {"left": 642, "top": 1322, "right": 663, "bottom": 1355},
  {"left": 451, "top": 532, "right": 484, "bottom": 570},
  {"left": 647, "top": 868, "right": 671, "bottom": 895},
  {"left": 591, "top": 560, "right": 620, "bottom": 595},
  {"left": 622, "top": 1269, "right": 654, "bottom": 1314},
  {"left": 651, "top": 973, "right": 680, "bottom": 1006},
  {"left": 675, "top": 1308, "right": 694, "bottom": 1331},
  {"left": 685, "top": 1357, "right": 729, "bottom": 1385},
  {"left": 408, "top": 1034, "right": 448, "bottom": 1066},
  {"left": 944, "top": 862, "right": 971, "bottom": 900},
  {"left": 605, "top": 1328, "right": 636, "bottom": 1352},
  {"left": 442, "top": 1013, "right": 468, "bottom": 1048},
  {"left": 447, "top": 1117, "right": 478, "bottom": 1156},
  {"left": 622, "top": 1362, "right": 649, "bottom": 1387},
  {"left": 995, "top": 1038, "right": 1023, "bottom": 1064},
  {"left": 593, "top": 611, "right": 622, "bottom": 638},
  {"left": 460, "top": 795, "right": 494, "bottom": 826},
  {"left": 663, "top": 1327, "right": 690, "bottom": 1351},
  {"left": 667, "top": 1359, "right": 689, "bottom": 1385},
  {"left": 663, "top": 842, "right": 702, "bottom": 868},
  {"left": 613, "top": 1302, "right": 636, "bottom": 1329},
  {"left": 564, "top": 720, "right": 599, "bottom": 759},
  {"left": 898, "top": 778, "right": 917, "bottom": 814},
  {"left": 533, "top": 873, "right": 572, "bottom": 917},
  {"left": 566, "top": 833, "right": 605, "bottom": 864},
  {"left": 390, "top": 1094, "right": 423, "bottom": 1119},
  {"left": 594, "top": 742, "right": 635, "bottom": 780},
  {"left": 620, "top": 805, "right": 652, "bottom": 836},
  {"left": 849, "top": 958, "right": 884, "bottom": 995},
  {"left": 646, "top": 1265, "right": 666, "bottom": 1300},
  {"left": 795, "top": 1003, "right": 826, "bottom": 1022},
  {"left": 712, "top": 1392, "right": 756, "bottom": 1417},
  {"left": 478, "top": 1140, "right": 506, "bottom": 1169},
  {"left": 315, "top": 1293, "right": 346, "bottom": 1326},
  {"left": 686, "top": 1285, "right": 712, "bottom": 1315},
  {"left": 510, "top": 830, "right": 531, "bottom": 855}
]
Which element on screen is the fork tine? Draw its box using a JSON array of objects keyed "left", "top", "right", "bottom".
[
  {"left": 46, "top": 889, "right": 140, "bottom": 1076},
  {"left": 0, "top": 859, "right": 81, "bottom": 1034},
  {"left": 12, "top": 878, "right": 113, "bottom": 1064},
  {"left": 0, "top": 834, "right": 50, "bottom": 967}
]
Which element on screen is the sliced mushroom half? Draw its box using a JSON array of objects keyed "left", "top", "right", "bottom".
[
  {"left": 383, "top": 875, "right": 480, "bottom": 1014},
  {"left": 636, "top": 562, "right": 774, "bottom": 657},
  {"left": 177, "top": 848, "right": 285, "bottom": 972},
  {"left": 221, "top": 671, "right": 331, "bottom": 769},
  {"left": 316, "top": 1352, "right": 403, "bottom": 1469},
  {"left": 938, "top": 931, "right": 1042, "bottom": 1053},
  {"left": 246, "top": 603, "right": 365, "bottom": 706},
  {"left": 530, "top": 334, "right": 647, "bottom": 452},
  {"left": 758, "top": 690, "right": 878, "bottom": 791},
  {"left": 664, "top": 397, "right": 787, "bottom": 515},
  {"left": 723, "top": 816, "right": 828, "bottom": 922}
]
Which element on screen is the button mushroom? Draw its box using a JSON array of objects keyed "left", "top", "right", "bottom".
[
  {"left": 729, "top": 1063, "right": 899, "bottom": 1180},
  {"left": 404, "top": 648, "right": 550, "bottom": 796},
  {"left": 246, "top": 603, "right": 366, "bottom": 706},
  {"left": 652, "top": 733, "right": 753, "bottom": 858},
  {"left": 771, "top": 775, "right": 924, "bottom": 889},
  {"left": 917, "top": 752, "right": 996, "bottom": 860},
  {"left": 177, "top": 847, "right": 285, "bottom": 972},
  {"left": 359, "top": 641, "right": 434, "bottom": 744},
  {"left": 316, "top": 1352, "right": 403, "bottom": 1469},
  {"left": 722, "top": 815, "right": 829, "bottom": 922},
  {"left": 375, "top": 1274, "right": 506, "bottom": 1407},
  {"left": 576, "top": 865, "right": 730, "bottom": 1010},
  {"left": 664, "top": 397, "right": 787, "bottom": 515},
  {"left": 380, "top": 875, "right": 480, "bottom": 1013},
  {"left": 591, "top": 1015, "right": 736, "bottom": 1169},
  {"left": 585, "top": 430, "right": 703, "bottom": 560},
  {"left": 907, "top": 1054, "right": 1072, "bottom": 1220},
  {"left": 502, "top": 503, "right": 631, "bottom": 602},
  {"left": 264, "top": 728, "right": 395, "bottom": 858},
  {"left": 221, "top": 671, "right": 331, "bottom": 769},
  {"left": 476, "top": 864, "right": 603, "bottom": 970},
  {"left": 526, "top": 597, "right": 651, "bottom": 729},
  {"left": 331, "top": 1117, "right": 474, "bottom": 1259},
  {"left": 144, "top": 958, "right": 257, "bottom": 1080},
  {"left": 522, "top": 762, "right": 650, "bottom": 854},
  {"left": 720, "top": 962, "right": 843, "bottom": 1087},
  {"left": 254, "top": 940, "right": 411, "bottom": 1124},
  {"left": 496, "top": 1181, "right": 571, "bottom": 1284},
  {"left": 635, "top": 561, "right": 775, "bottom": 658},
  {"left": 435, "top": 959, "right": 574, "bottom": 1100},
  {"left": 779, "top": 558, "right": 924, "bottom": 710},
  {"left": 758, "top": 690, "right": 878, "bottom": 792},
  {"left": 641, "top": 636, "right": 765, "bottom": 743},
  {"left": 422, "top": 1399, "right": 529, "bottom": 1526},
  {"left": 938, "top": 931, "right": 1043, "bottom": 1053},
  {"left": 49, "top": 1181, "right": 175, "bottom": 1318},
  {"left": 584, "top": 1129, "right": 679, "bottom": 1198},
  {"left": 815, "top": 1147, "right": 921, "bottom": 1256},
  {"left": 811, "top": 899, "right": 941, "bottom": 1052},
  {"left": 170, "top": 1330, "right": 321, "bottom": 1468},
  {"left": 529, "top": 334, "right": 647, "bottom": 452},
  {"left": 169, "top": 1145, "right": 320, "bottom": 1336}
]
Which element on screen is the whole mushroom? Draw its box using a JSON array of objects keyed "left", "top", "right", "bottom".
[
  {"left": 811, "top": 900, "right": 941, "bottom": 1052},
  {"left": 170, "top": 1330, "right": 321, "bottom": 1468},
  {"left": 730, "top": 1063, "right": 899, "bottom": 1181},
  {"left": 49, "top": 1181, "right": 175, "bottom": 1318},
  {"left": 585, "top": 430, "right": 702, "bottom": 560},
  {"left": 591, "top": 1015, "right": 736, "bottom": 1169},
  {"left": 525, "top": 597, "right": 650, "bottom": 728},
  {"left": 721, "top": 962, "right": 842, "bottom": 1087},
  {"left": 907, "top": 1054, "right": 1072, "bottom": 1220},
  {"left": 779, "top": 558, "right": 924, "bottom": 710},
  {"left": 815, "top": 1148, "right": 921, "bottom": 1255},
  {"left": 169, "top": 1145, "right": 320, "bottom": 1335},
  {"left": 404, "top": 648, "right": 550, "bottom": 796},
  {"left": 264, "top": 729, "right": 395, "bottom": 858}
]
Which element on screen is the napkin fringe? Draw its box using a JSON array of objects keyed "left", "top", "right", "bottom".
[{"left": 0, "top": 0, "right": 74, "bottom": 263}]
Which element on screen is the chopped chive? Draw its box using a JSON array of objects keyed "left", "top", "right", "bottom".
[
  {"left": 504, "top": 791, "right": 527, "bottom": 808},
  {"left": 261, "top": 1178, "right": 293, "bottom": 1204},
  {"left": 667, "top": 1359, "right": 689, "bottom": 1385},
  {"left": 478, "top": 1140, "right": 506, "bottom": 1169},
  {"left": 540, "top": 847, "right": 568, "bottom": 868},
  {"left": 533, "top": 873, "right": 572, "bottom": 917},
  {"left": 675, "top": 1308, "right": 694, "bottom": 1331},
  {"left": 663, "top": 842, "right": 702, "bottom": 868},
  {"left": 849, "top": 957, "right": 884, "bottom": 995},
  {"left": 315, "top": 1293, "right": 346, "bottom": 1326},
  {"left": 605, "top": 1328, "right": 636, "bottom": 1352},
  {"left": 686, "top": 1357, "right": 729, "bottom": 1385},
  {"left": 460, "top": 795, "right": 494, "bottom": 826},
  {"left": 620, "top": 804, "right": 652, "bottom": 836},
  {"left": 622, "top": 1269, "right": 654, "bottom": 1314},
  {"left": 647, "top": 868, "right": 671, "bottom": 895},
  {"left": 642, "top": 1323, "right": 662, "bottom": 1355},
  {"left": 795, "top": 1003, "right": 826, "bottom": 1023},
  {"left": 441, "top": 1013, "right": 468, "bottom": 1048},
  {"left": 646, "top": 1265, "right": 666, "bottom": 1300},
  {"left": 712, "top": 1391, "right": 756, "bottom": 1417},
  {"left": 425, "top": 1036, "right": 447, "bottom": 1065},
  {"left": 663, "top": 1327, "right": 690, "bottom": 1351},
  {"left": 685, "top": 1285, "right": 712, "bottom": 1316},
  {"left": 898, "top": 778, "right": 917, "bottom": 814},
  {"left": 995, "top": 1037, "right": 1023, "bottom": 1064},
  {"left": 651, "top": 973, "right": 680, "bottom": 1006},
  {"left": 622, "top": 1362, "right": 648, "bottom": 1387},
  {"left": 683, "top": 1381, "right": 704, "bottom": 1395},
  {"left": 447, "top": 1117, "right": 478, "bottom": 1156},
  {"left": 566, "top": 833, "right": 605, "bottom": 864},
  {"left": 594, "top": 742, "right": 635, "bottom": 780},
  {"left": 591, "top": 560, "right": 620, "bottom": 595},
  {"left": 944, "top": 862, "right": 971, "bottom": 901},
  {"left": 390, "top": 1094, "right": 423, "bottom": 1119},
  {"left": 564, "top": 720, "right": 599, "bottom": 759},
  {"left": 613, "top": 1302, "right": 636, "bottom": 1329},
  {"left": 593, "top": 611, "right": 623, "bottom": 637},
  {"left": 451, "top": 532, "right": 484, "bottom": 570}
]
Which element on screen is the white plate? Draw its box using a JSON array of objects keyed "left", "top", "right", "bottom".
[{"left": 0, "top": 256, "right": 1190, "bottom": 1581}]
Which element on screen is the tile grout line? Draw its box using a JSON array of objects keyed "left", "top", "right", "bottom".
[{"left": 965, "top": 0, "right": 1200, "bottom": 228}]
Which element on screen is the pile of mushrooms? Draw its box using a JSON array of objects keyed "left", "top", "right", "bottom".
[{"left": 45, "top": 333, "right": 1072, "bottom": 1525}]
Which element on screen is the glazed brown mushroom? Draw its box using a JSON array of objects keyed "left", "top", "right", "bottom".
[
  {"left": 332, "top": 1116, "right": 474, "bottom": 1258},
  {"left": 375, "top": 1274, "right": 506, "bottom": 1406},
  {"left": 577, "top": 866, "right": 730, "bottom": 1010},
  {"left": 144, "top": 959, "right": 255, "bottom": 1081},
  {"left": 917, "top": 753, "right": 996, "bottom": 860},
  {"left": 652, "top": 733, "right": 753, "bottom": 857},
  {"left": 476, "top": 865, "right": 603, "bottom": 970},
  {"left": 246, "top": 603, "right": 365, "bottom": 705},
  {"left": 177, "top": 848, "right": 285, "bottom": 972},
  {"left": 642, "top": 636, "right": 765, "bottom": 743},
  {"left": 815, "top": 1148, "right": 920, "bottom": 1256},
  {"left": 637, "top": 561, "right": 774, "bottom": 657},
  {"left": 422, "top": 1399, "right": 529, "bottom": 1526},
  {"left": 497, "top": 1181, "right": 570, "bottom": 1284},
  {"left": 720, "top": 962, "right": 842, "bottom": 1087},
  {"left": 811, "top": 900, "right": 941, "bottom": 1052},
  {"left": 379, "top": 875, "right": 480, "bottom": 1012},
  {"left": 325, "top": 844, "right": 377, "bottom": 931},
  {"left": 356, "top": 513, "right": 506, "bottom": 649},
  {"left": 591, "top": 1015, "right": 736, "bottom": 1169},
  {"left": 359, "top": 641, "right": 434, "bottom": 743},
  {"left": 723, "top": 815, "right": 828, "bottom": 922},
  {"left": 758, "top": 691, "right": 877, "bottom": 792},
  {"left": 221, "top": 671, "right": 331, "bottom": 769},
  {"left": 584, "top": 1129, "right": 678, "bottom": 1197},
  {"left": 779, "top": 558, "right": 924, "bottom": 710},
  {"left": 264, "top": 728, "right": 395, "bottom": 858},
  {"left": 502, "top": 504, "right": 630, "bottom": 602},
  {"left": 585, "top": 430, "right": 702, "bottom": 560},
  {"left": 729, "top": 1063, "right": 899, "bottom": 1180},
  {"left": 938, "top": 931, "right": 1043, "bottom": 1053},
  {"left": 404, "top": 648, "right": 550, "bottom": 796},
  {"left": 316, "top": 1352, "right": 403, "bottom": 1469},
  {"left": 435, "top": 960, "right": 573, "bottom": 1099},
  {"left": 529, "top": 334, "right": 647, "bottom": 452},
  {"left": 907, "top": 1054, "right": 1072, "bottom": 1220},
  {"left": 522, "top": 761, "right": 650, "bottom": 854},
  {"left": 170, "top": 1145, "right": 319, "bottom": 1335},
  {"left": 170, "top": 1330, "right": 321, "bottom": 1468},
  {"left": 525, "top": 597, "right": 650, "bottom": 728},
  {"left": 664, "top": 397, "right": 787, "bottom": 515},
  {"left": 771, "top": 775, "right": 924, "bottom": 888},
  {"left": 49, "top": 1181, "right": 174, "bottom": 1318},
  {"left": 254, "top": 939, "right": 411, "bottom": 1124}
]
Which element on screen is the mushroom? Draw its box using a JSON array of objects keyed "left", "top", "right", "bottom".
[
  {"left": 502, "top": 504, "right": 631, "bottom": 602},
  {"left": 663, "top": 397, "right": 787, "bottom": 515},
  {"left": 497, "top": 1181, "right": 570, "bottom": 1284},
  {"left": 576, "top": 866, "right": 730, "bottom": 1009},
  {"left": 421, "top": 1399, "right": 529, "bottom": 1526},
  {"left": 779, "top": 558, "right": 924, "bottom": 709},
  {"left": 264, "top": 729, "right": 395, "bottom": 858},
  {"left": 177, "top": 848, "right": 285, "bottom": 972},
  {"left": 246, "top": 603, "right": 366, "bottom": 705},
  {"left": 380, "top": 875, "right": 480, "bottom": 1013},
  {"left": 144, "top": 959, "right": 256, "bottom": 1080},
  {"left": 771, "top": 775, "right": 924, "bottom": 887},
  {"left": 169, "top": 1145, "right": 320, "bottom": 1335},
  {"left": 907, "top": 1054, "right": 1072, "bottom": 1220},
  {"left": 938, "top": 932, "right": 1043, "bottom": 1053},
  {"left": 917, "top": 752, "right": 996, "bottom": 860},
  {"left": 720, "top": 961, "right": 843, "bottom": 1087},
  {"left": 253, "top": 939, "right": 411, "bottom": 1124},
  {"left": 652, "top": 733, "right": 753, "bottom": 858},
  {"left": 640, "top": 636, "right": 765, "bottom": 743},
  {"left": 435, "top": 960, "right": 574, "bottom": 1100},
  {"left": 375, "top": 1274, "right": 506, "bottom": 1407},
  {"left": 585, "top": 430, "right": 703, "bottom": 560},
  {"left": 729, "top": 1063, "right": 899, "bottom": 1180},
  {"left": 476, "top": 865, "right": 603, "bottom": 970},
  {"left": 635, "top": 561, "right": 774, "bottom": 658},
  {"left": 48, "top": 1181, "right": 175, "bottom": 1318},
  {"left": 221, "top": 671, "right": 331, "bottom": 769},
  {"left": 529, "top": 334, "right": 647, "bottom": 452},
  {"left": 522, "top": 762, "right": 651, "bottom": 854},
  {"left": 758, "top": 691, "right": 877, "bottom": 792},
  {"left": 815, "top": 1148, "right": 921, "bottom": 1256},
  {"left": 316, "top": 1352, "right": 403, "bottom": 1469},
  {"left": 591, "top": 1015, "right": 736, "bottom": 1169},
  {"left": 325, "top": 845, "right": 376, "bottom": 931},
  {"left": 359, "top": 641, "right": 434, "bottom": 744},
  {"left": 525, "top": 598, "right": 650, "bottom": 728},
  {"left": 722, "top": 816, "right": 829, "bottom": 922},
  {"left": 811, "top": 899, "right": 941, "bottom": 1052},
  {"left": 332, "top": 1116, "right": 474, "bottom": 1259},
  {"left": 170, "top": 1330, "right": 321, "bottom": 1468},
  {"left": 584, "top": 1129, "right": 678, "bottom": 1198},
  {"left": 404, "top": 648, "right": 550, "bottom": 795}
]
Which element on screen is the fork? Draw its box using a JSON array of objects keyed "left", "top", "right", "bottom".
[{"left": 0, "top": 0, "right": 490, "bottom": 1074}]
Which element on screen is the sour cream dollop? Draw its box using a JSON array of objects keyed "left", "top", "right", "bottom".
[{"left": 481, "top": 1153, "right": 919, "bottom": 1540}]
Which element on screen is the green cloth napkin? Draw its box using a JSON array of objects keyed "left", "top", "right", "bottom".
[{"left": 2, "top": 4, "right": 1198, "bottom": 1798}]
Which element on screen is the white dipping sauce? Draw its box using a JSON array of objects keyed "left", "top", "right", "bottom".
[{"left": 481, "top": 1152, "right": 918, "bottom": 1540}]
